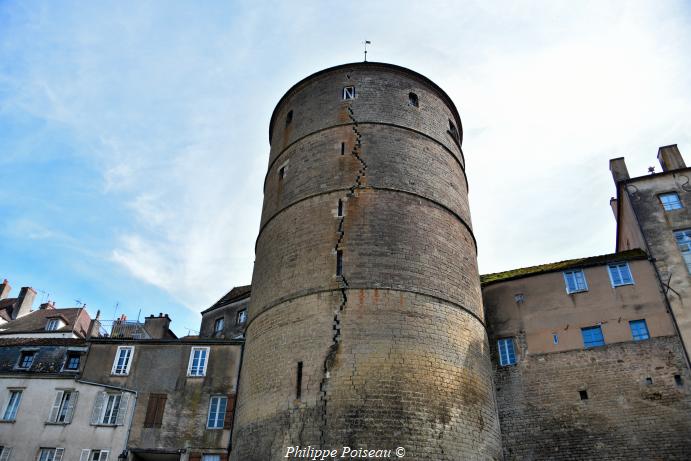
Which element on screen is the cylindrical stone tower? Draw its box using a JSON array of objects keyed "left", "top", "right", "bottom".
[{"left": 232, "top": 62, "right": 501, "bottom": 460}]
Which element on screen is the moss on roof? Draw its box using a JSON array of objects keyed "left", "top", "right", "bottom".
[{"left": 480, "top": 249, "right": 648, "bottom": 286}]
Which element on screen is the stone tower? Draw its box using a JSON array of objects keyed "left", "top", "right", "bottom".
[{"left": 232, "top": 62, "right": 501, "bottom": 460}]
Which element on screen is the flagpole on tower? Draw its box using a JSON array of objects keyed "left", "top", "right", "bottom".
[{"left": 363, "top": 40, "right": 371, "bottom": 62}]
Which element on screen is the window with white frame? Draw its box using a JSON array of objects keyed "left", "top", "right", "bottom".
[
  {"left": 65, "top": 352, "right": 81, "bottom": 371},
  {"left": 675, "top": 229, "right": 691, "bottom": 273},
  {"left": 608, "top": 262, "right": 634, "bottom": 287},
  {"left": 563, "top": 269, "right": 588, "bottom": 293},
  {"left": 111, "top": 346, "right": 133, "bottom": 375},
  {"left": 207, "top": 395, "right": 227, "bottom": 429},
  {"left": 0, "top": 447, "right": 12, "bottom": 461},
  {"left": 45, "top": 319, "right": 61, "bottom": 331},
  {"left": 659, "top": 192, "right": 683, "bottom": 211},
  {"left": 37, "top": 448, "right": 64, "bottom": 461},
  {"left": 48, "top": 390, "right": 78, "bottom": 423},
  {"left": 79, "top": 449, "right": 109, "bottom": 461},
  {"left": 91, "top": 392, "right": 129, "bottom": 426},
  {"left": 342, "top": 86, "right": 355, "bottom": 100},
  {"left": 497, "top": 338, "right": 516, "bottom": 366},
  {"left": 2, "top": 390, "right": 22, "bottom": 421},
  {"left": 188, "top": 347, "right": 210, "bottom": 377}
]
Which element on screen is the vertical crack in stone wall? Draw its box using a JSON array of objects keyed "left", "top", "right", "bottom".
[{"left": 318, "top": 104, "right": 368, "bottom": 447}]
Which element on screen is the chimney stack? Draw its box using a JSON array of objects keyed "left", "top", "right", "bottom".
[
  {"left": 657, "top": 144, "right": 686, "bottom": 172},
  {"left": 39, "top": 301, "right": 55, "bottom": 310},
  {"left": 144, "top": 313, "right": 172, "bottom": 339},
  {"left": 0, "top": 279, "right": 10, "bottom": 300},
  {"left": 14, "top": 287, "right": 36, "bottom": 319},
  {"left": 609, "top": 157, "right": 630, "bottom": 183}
]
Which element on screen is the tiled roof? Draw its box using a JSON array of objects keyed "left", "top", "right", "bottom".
[
  {"left": 0, "top": 338, "right": 86, "bottom": 374},
  {"left": 0, "top": 307, "right": 92, "bottom": 338},
  {"left": 480, "top": 249, "right": 648, "bottom": 286},
  {"left": 202, "top": 285, "right": 251, "bottom": 314}
]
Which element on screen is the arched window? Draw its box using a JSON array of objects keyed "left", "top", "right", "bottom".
[
  {"left": 408, "top": 92, "right": 419, "bottom": 107},
  {"left": 286, "top": 110, "right": 293, "bottom": 125}
]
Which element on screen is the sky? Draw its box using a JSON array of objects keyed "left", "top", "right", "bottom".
[{"left": 1, "top": 0, "right": 690, "bottom": 336}]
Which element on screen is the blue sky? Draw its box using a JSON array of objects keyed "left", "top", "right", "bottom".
[{"left": 1, "top": 1, "right": 690, "bottom": 336}]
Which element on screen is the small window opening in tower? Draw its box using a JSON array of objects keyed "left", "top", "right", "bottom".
[
  {"left": 342, "top": 86, "right": 355, "bottom": 100},
  {"left": 579, "top": 390, "right": 588, "bottom": 400},
  {"left": 449, "top": 119, "right": 458, "bottom": 137},
  {"left": 341, "top": 142, "right": 345, "bottom": 155},
  {"left": 286, "top": 110, "right": 293, "bottom": 126},
  {"left": 645, "top": 377, "right": 653, "bottom": 385},
  {"left": 408, "top": 92, "right": 419, "bottom": 107},
  {"left": 336, "top": 250, "right": 343, "bottom": 276},
  {"left": 337, "top": 199, "right": 344, "bottom": 217},
  {"left": 674, "top": 374, "right": 683, "bottom": 386},
  {"left": 279, "top": 166, "right": 285, "bottom": 179},
  {"left": 296, "top": 361, "right": 303, "bottom": 400}
]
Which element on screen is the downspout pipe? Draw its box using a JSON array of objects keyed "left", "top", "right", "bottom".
[{"left": 227, "top": 340, "right": 245, "bottom": 455}]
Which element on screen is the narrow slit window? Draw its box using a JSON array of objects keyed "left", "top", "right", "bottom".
[
  {"left": 296, "top": 362, "right": 303, "bottom": 400},
  {"left": 552, "top": 334, "right": 559, "bottom": 345},
  {"left": 408, "top": 92, "right": 419, "bottom": 107},
  {"left": 579, "top": 390, "right": 588, "bottom": 400},
  {"left": 337, "top": 199, "right": 343, "bottom": 217},
  {"left": 674, "top": 374, "right": 683, "bottom": 386},
  {"left": 342, "top": 86, "right": 355, "bottom": 100},
  {"left": 336, "top": 250, "right": 343, "bottom": 276},
  {"left": 279, "top": 166, "right": 285, "bottom": 179},
  {"left": 341, "top": 142, "right": 345, "bottom": 156},
  {"left": 286, "top": 110, "right": 293, "bottom": 126}
]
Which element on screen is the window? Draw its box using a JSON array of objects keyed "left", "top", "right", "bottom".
[
  {"left": 579, "top": 390, "right": 588, "bottom": 400},
  {"left": 296, "top": 361, "right": 303, "bottom": 400},
  {"left": 17, "top": 351, "right": 36, "bottom": 369},
  {"left": 340, "top": 142, "right": 345, "bottom": 156},
  {"left": 659, "top": 192, "right": 683, "bottom": 211},
  {"left": 448, "top": 119, "right": 459, "bottom": 141},
  {"left": 214, "top": 317, "right": 224, "bottom": 335},
  {"left": 342, "top": 86, "right": 355, "bottom": 100},
  {"left": 337, "top": 199, "right": 344, "bottom": 217},
  {"left": 278, "top": 166, "right": 285, "bottom": 179},
  {"left": 111, "top": 346, "right": 133, "bottom": 375},
  {"left": 674, "top": 229, "right": 691, "bottom": 273},
  {"left": 552, "top": 334, "right": 559, "bottom": 345},
  {"left": 37, "top": 448, "right": 64, "bottom": 461},
  {"left": 48, "top": 390, "right": 77, "bottom": 423},
  {"left": 46, "top": 319, "right": 60, "bottom": 331},
  {"left": 202, "top": 456, "right": 221, "bottom": 461},
  {"left": 91, "top": 392, "right": 129, "bottom": 426},
  {"left": 608, "top": 262, "right": 634, "bottom": 287},
  {"left": 65, "top": 352, "right": 81, "bottom": 371},
  {"left": 236, "top": 309, "right": 247, "bottom": 325},
  {"left": 581, "top": 326, "right": 605, "bottom": 348},
  {"left": 629, "top": 319, "right": 650, "bottom": 341},
  {"left": 285, "top": 110, "right": 293, "bottom": 125},
  {"left": 497, "top": 338, "right": 516, "bottom": 366},
  {"left": 408, "top": 92, "right": 419, "bottom": 107},
  {"left": 187, "top": 347, "right": 209, "bottom": 377},
  {"left": 79, "top": 450, "right": 109, "bottom": 461},
  {"left": 207, "top": 395, "right": 228, "bottom": 429},
  {"left": 2, "top": 390, "right": 22, "bottom": 421},
  {"left": 0, "top": 447, "right": 12, "bottom": 461},
  {"left": 144, "top": 393, "right": 167, "bottom": 428},
  {"left": 564, "top": 269, "right": 588, "bottom": 293}
]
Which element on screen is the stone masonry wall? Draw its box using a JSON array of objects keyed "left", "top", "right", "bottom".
[
  {"left": 232, "top": 63, "right": 501, "bottom": 460},
  {"left": 493, "top": 335, "right": 691, "bottom": 460}
]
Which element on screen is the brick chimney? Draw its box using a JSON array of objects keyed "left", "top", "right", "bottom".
[
  {"left": 609, "top": 157, "right": 630, "bottom": 183},
  {"left": 14, "top": 287, "right": 36, "bottom": 319},
  {"left": 0, "top": 279, "right": 10, "bottom": 300},
  {"left": 657, "top": 144, "right": 686, "bottom": 172},
  {"left": 144, "top": 313, "right": 172, "bottom": 339},
  {"left": 39, "top": 301, "right": 55, "bottom": 310}
]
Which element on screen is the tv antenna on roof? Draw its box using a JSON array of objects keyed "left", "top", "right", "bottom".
[{"left": 363, "top": 40, "right": 371, "bottom": 62}]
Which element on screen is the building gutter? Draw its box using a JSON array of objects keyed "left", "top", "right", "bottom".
[
  {"left": 77, "top": 379, "right": 138, "bottom": 459},
  {"left": 622, "top": 184, "right": 691, "bottom": 369}
]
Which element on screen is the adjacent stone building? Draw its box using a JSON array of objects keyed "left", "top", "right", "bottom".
[
  {"left": 483, "top": 250, "right": 691, "bottom": 459},
  {"left": 199, "top": 286, "right": 250, "bottom": 340}
]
